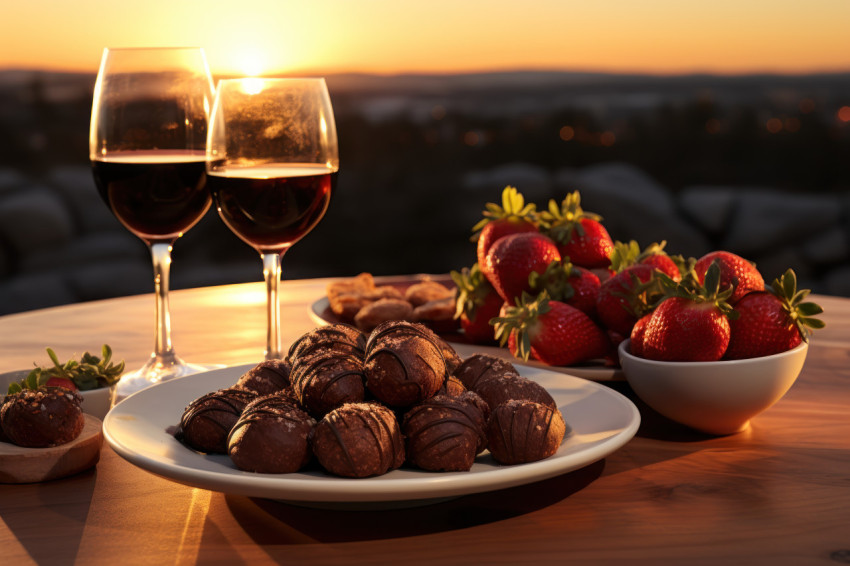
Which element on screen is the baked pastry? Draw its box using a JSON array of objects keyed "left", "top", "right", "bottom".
[
  {"left": 179, "top": 388, "right": 257, "bottom": 454},
  {"left": 287, "top": 324, "right": 366, "bottom": 362},
  {"left": 234, "top": 359, "right": 291, "bottom": 396},
  {"left": 0, "top": 387, "right": 85, "bottom": 448},
  {"left": 474, "top": 373, "right": 557, "bottom": 411},
  {"left": 354, "top": 298, "right": 414, "bottom": 332},
  {"left": 326, "top": 273, "right": 405, "bottom": 321},
  {"left": 311, "top": 402, "right": 405, "bottom": 477},
  {"left": 486, "top": 400, "right": 566, "bottom": 464},
  {"left": 454, "top": 353, "right": 519, "bottom": 391},
  {"left": 289, "top": 350, "right": 365, "bottom": 417},
  {"left": 364, "top": 321, "right": 447, "bottom": 408},
  {"left": 402, "top": 393, "right": 488, "bottom": 471},
  {"left": 404, "top": 280, "right": 454, "bottom": 306},
  {"left": 228, "top": 394, "right": 316, "bottom": 473}
]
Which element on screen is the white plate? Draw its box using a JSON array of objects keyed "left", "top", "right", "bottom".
[
  {"left": 103, "top": 364, "right": 639, "bottom": 506},
  {"left": 310, "top": 296, "right": 623, "bottom": 381}
]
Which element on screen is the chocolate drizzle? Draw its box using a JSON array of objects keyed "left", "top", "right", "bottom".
[
  {"left": 287, "top": 324, "right": 367, "bottom": 361},
  {"left": 227, "top": 393, "right": 316, "bottom": 473},
  {"left": 289, "top": 351, "right": 366, "bottom": 417},
  {"left": 179, "top": 388, "right": 256, "bottom": 454},
  {"left": 402, "top": 394, "right": 489, "bottom": 471},
  {"left": 486, "top": 400, "right": 567, "bottom": 465},
  {"left": 312, "top": 402, "right": 404, "bottom": 478},
  {"left": 364, "top": 321, "right": 447, "bottom": 407}
]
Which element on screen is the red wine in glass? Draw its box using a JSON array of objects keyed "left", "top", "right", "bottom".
[
  {"left": 207, "top": 164, "right": 335, "bottom": 252},
  {"left": 92, "top": 150, "right": 210, "bottom": 244}
]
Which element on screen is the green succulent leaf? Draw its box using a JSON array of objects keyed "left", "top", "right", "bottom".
[{"left": 5, "top": 344, "right": 125, "bottom": 395}]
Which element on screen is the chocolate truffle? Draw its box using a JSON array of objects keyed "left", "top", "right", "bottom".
[
  {"left": 179, "top": 388, "right": 256, "bottom": 454},
  {"left": 311, "top": 402, "right": 405, "bottom": 478},
  {"left": 486, "top": 400, "right": 567, "bottom": 465},
  {"left": 235, "top": 359, "right": 291, "bottom": 396},
  {"left": 454, "top": 353, "right": 519, "bottom": 392},
  {"left": 437, "top": 375, "right": 467, "bottom": 397},
  {"left": 364, "top": 321, "right": 447, "bottom": 408},
  {"left": 0, "top": 387, "right": 84, "bottom": 447},
  {"left": 474, "top": 373, "right": 557, "bottom": 411},
  {"left": 435, "top": 336, "right": 463, "bottom": 376},
  {"left": 287, "top": 324, "right": 366, "bottom": 362},
  {"left": 402, "top": 393, "right": 488, "bottom": 472},
  {"left": 289, "top": 350, "right": 365, "bottom": 417},
  {"left": 228, "top": 394, "right": 316, "bottom": 473}
]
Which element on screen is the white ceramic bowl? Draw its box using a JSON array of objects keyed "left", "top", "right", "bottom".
[
  {"left": 618, "top": 340, "right": 808, "bottom": 435},
  {"left": 0, "top": 370, "right": 115, "bottom": 420}
]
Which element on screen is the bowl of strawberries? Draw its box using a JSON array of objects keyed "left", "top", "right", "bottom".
[{"left": 618, "top": 256, "right": 824, "bottom": 435}]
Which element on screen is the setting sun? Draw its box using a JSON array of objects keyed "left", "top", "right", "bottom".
[{"left": 1, "top": 0, "right": 849, "bottom": 76}]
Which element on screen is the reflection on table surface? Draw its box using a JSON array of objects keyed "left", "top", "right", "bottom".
[{"left": 1, "top": 277, "right": 849, "bottom": 565}]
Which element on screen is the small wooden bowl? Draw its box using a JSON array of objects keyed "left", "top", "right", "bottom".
[{"left": 0, "top": 415, "right": 103, "bottom": 483}]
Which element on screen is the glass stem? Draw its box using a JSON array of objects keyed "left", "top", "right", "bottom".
[
  {"left": 150, "top": 242, "right": 178, "bottom": 363},
  {"left": 261, "top": 251, "right": 284, "bottom": 360}
]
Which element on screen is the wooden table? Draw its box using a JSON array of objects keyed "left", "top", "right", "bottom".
[{"left": 1, "top": 278, "right": 848, "bottom": 565}]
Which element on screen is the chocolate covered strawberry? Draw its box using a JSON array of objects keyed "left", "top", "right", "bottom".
[
  {"left": 724, "top": 269, "right": 825, "bottom": 359},
  {"left": 472, "top": 186, "right": 538, "bottom": 280},
  {"left": 595, "top": 264, "right": 661, "bottom": 336},
  {"left": 528, "top": 260, "right": 601, "bottom": 316},
  {"left": 485, "top": 232, "right": 561, "bottom": 302},
  {"left": 640, "top": 263, "right": 737, "bottom": 361},
  {"left": 694, "top": 251, "right": 764, "bottom": 304},
  {"left": 492, "top": 292, "right": 609, "bottom": 366},
  {"left": 450, "top": 264, "right": 504, "bottom": 344},
  {"left": 538, "top": 191, "right": 614, "bottom": 268},
  {"left": 609, "top": 240, "right": 683, "bottom": 281}
]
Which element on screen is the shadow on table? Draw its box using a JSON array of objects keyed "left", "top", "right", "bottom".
[
  {"left": 604, "top": 381, "right": 720, "bottom": 443},
  {"left": 223, "top": 459, "right": 604, "bottom": 544},
  {"left": 0, "top": 466, "right": 98, "bottom": 566}
]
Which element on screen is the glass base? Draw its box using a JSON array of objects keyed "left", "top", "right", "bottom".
[{"left": 114, "top": 354, "right": 224, "bottom": 403}]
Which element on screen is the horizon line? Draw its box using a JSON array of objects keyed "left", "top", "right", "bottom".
[{"left": 2, "top": 64, "right": 850, "bottom": 79}]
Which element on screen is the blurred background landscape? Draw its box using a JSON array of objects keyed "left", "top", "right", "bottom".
[{"left": 0, "top": 1, "right": 849, "bottom": 313}]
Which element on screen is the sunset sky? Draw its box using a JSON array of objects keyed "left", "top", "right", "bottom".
[{"left": 1, "top": 0, "right": 849, "bottom": 77}]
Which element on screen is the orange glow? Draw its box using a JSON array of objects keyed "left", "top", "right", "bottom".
[
  {"left": 838, "top": 106, "right": 850, "bottom": 122},
  {"left": 600, "top": 131, "right": 616, "bottom": 147},
  {"left": 559, "top": 126, "right": 575, "bottom": 141},
  {"left": 766, "top": 118, "right": 783, "bottom": 133},
  {"left": 0, "top": 1, "right": 849, "bottom": 76}
]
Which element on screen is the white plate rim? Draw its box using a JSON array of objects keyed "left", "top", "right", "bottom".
[{"left": 103, "top": 363, "right": 639, "bottom": 503}]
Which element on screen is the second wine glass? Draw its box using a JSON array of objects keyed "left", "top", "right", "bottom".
[{"left": 206, "top": 78, "right": 339, "bottom": 359}]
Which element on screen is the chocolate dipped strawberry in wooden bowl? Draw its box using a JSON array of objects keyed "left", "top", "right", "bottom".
[{"left": 0, "top": 345, "right": 124, "bottom": 483}]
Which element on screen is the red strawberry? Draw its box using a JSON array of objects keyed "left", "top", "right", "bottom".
[
  {"left": 628, "top": 313, "right": 652, "bottom": 358},
  {"left": 528, "top": 260, "right": 601, "bottom": 316},
  {"left": 450, "top": 264, "right": 504, "bottom": 344},
  {"left": 640, "top": 262, "right": 736, "bottom": 361},
  {"left": 539, "top": 191, "right": 614, "bottom": 268},
  {"left": 472, "top": 186, "right": 538, "bottom": 280},
  {"left": 493, "top": 292, "right": 610, "bottom": 366},
  {"left": 725, "top": 269, "right": 825, "bottom": 359},
  {"left": 45, "top": 376, "right": 78, "bottom": 391},
  {"left": 595, "top": 264, "right": 661, "bottom": 335},
  {"left": 609, "top": 240, "right": 682, "bottom": 281},
  {"left": 694, "top": 251, "right": 764, "bottom": 304},
  {"left": 485, "top": 232, "right": 561, "bottom": 302}
]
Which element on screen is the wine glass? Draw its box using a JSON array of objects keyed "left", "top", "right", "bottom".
[
  {"left": 89, "top": 47, "right": 216, "bottom": 399},
  {"left": 206, "top": 78, "right": 339, "bottom": 359}
]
